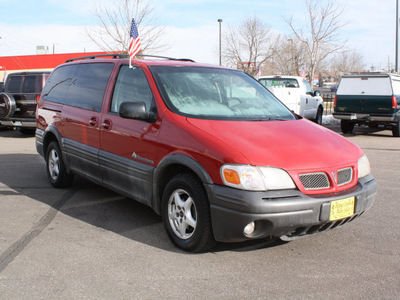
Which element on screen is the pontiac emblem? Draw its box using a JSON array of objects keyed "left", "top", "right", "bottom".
[{"left": 331, "top": 171, "right": 337, "bottom": 184}]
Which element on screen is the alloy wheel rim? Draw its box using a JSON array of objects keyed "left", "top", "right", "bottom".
[
  {"left": 168, "top": 189, "right": 197, "bottom": 240},
  {"left": 48, "top": 149, "right": 60, "bottom": 181}
]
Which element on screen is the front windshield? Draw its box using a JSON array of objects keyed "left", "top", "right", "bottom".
[{"left": 150, "top": 66, "right": 295, "bottom": 121}]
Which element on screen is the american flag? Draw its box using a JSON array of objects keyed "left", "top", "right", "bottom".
[{"left": 129, "top": 18, "right": 141, "bottom": 60}]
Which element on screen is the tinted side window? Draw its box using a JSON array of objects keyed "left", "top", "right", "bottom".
[
  {"left": 42, "top": 65, "right": 78, "bottom": 104},
  {"left": 7, "top": 76, "right": 22, "bottom": 93},
  {"left": 22, "top": 76, "right": 37, "bottom": 93},
  {"left": 110, "top": 65, "right": 154, "bottom": 113},
  {"left": 66, "top": 63, "right": 114, "bottom": 112}
]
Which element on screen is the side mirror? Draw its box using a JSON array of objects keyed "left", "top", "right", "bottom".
[{"left": 119, "top": 102, "right": 157, "bottom": 122}]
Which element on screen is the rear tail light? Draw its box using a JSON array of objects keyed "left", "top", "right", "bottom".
[
  {"left": 392, "top": 96, "right": 398, "bottom": 109},
  {"left": 36, "top": 94, "right": 40, "bottom": 102},
  {"left": 334, "top": 95, "right": 337, "bottom": 107}
]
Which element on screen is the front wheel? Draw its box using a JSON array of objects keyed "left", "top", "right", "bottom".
[
  {"left": 46, "top": 141, "right": 73, "bottom": 188},
  {"left": 162, "top": 173, "right": 216, "bottom": 252}
]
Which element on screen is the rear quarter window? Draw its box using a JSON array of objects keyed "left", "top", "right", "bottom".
[{"left": 42, "top": 65, "right": 78, "bottom": 103}]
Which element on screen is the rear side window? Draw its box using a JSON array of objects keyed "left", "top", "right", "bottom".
[
  {"left": 21, "top": 76, "right": 37, "bottom": 93},
  {"left": 42, "top": 65, "right": 78, "bottom": 103},
  {"left": 7, "top": 76, "right": 22, "bottom": 93},
  {"left": 43, "top": 63, "right": 114, "bottom": 112},
  {"left": 65, "top": 63, "right": 114, "bottom": 112}
]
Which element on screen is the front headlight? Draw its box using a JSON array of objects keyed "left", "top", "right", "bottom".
[
  {"left": 221, "top": 164, "right": 296, "bottom": 191},
  {"left": 358, "top": 154, "right": 371, "bottom": 179}
]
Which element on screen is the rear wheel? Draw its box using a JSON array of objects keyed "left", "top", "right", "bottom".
[
  {"left": 162, "top": 173, "right": 216, "bottom": 252},
  {"left": 46, "top": 141, "right": 73, "bottom": 188},
  {"left": 392, "top": 121, "right": 400, "bottom": 137},
  {"left": 341, "top": 120, "right": 354, "bottom": 134},
  {"left": 314, "top": 106, "right": 323, "bottom": 125}
]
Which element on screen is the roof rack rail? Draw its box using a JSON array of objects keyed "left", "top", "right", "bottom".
[
  {"left": 66, "top": 53, "right": 195, "bottom": 63},
  {"left": 66, "top": 53, "right": 128, "bottom": 63}
]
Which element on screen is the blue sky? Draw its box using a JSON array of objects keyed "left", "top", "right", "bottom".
[{"left": 0, "top": 0, "right": 397, "bottom": 69}]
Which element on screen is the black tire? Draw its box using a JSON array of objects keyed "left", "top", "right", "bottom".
[
  {"left": 392, "top": 121, "right": 400, "bottom": 137},
  {"left": 162, "top": 173, "right": 216, "bottom": 252},
  {"left": 341, "top": 120, "right": 354, "bottom": 134},
  {"left": 46, "top": 141, "right": 73, "bottom": 188},
  {"left": 0, "top": 92, "right": 16, "bottom": 118},
  {"left": 314, "top": 106, "right": 323, "bottom": 125}
]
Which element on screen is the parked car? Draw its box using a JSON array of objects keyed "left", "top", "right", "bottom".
[
  {"left": 258, "top": 76, "right": 324, "bottom": 124},
  {"left": 0, "top": 71, "right": 50, "bottom": 133},
  {"left": 333, "top": 73, "right": 400, "bottom": 136},
  {"left": 36, "top": 54, "right": 377, "bottom": 252}
]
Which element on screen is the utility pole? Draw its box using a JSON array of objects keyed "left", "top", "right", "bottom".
[
  {"left": 218, "top": 19, "right": 223, "bottom": 66},
  {"left": 396, "top": 0, "right": 399, "bottom": 73}
]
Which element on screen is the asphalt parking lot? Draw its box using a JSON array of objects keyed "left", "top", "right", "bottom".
[{"left": 0, "top": 124, "right": 399, "bottom": 299}]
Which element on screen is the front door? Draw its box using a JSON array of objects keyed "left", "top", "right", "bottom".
[{"left": 99, "top": 65, "right": 160, "bottom": 205}]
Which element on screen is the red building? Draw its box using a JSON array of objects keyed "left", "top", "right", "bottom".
[{"left": 0, "top": 51, "right": 114, "bottom": 81}]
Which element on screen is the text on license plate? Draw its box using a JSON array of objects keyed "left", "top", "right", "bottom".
[{"left": 330, "top": 197, "right": 355, "bottom": 221}]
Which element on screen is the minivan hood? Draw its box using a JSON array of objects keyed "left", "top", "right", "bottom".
[{"left": 186, "top": 118, "right": 363, "bottom": 171}]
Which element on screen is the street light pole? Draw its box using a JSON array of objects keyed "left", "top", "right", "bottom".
[
  {"left": 396, "top": 0, "right": 399, "bottom": 73},
  {"left": 218, "top": 19, "right": 223, "bottom": 66}
]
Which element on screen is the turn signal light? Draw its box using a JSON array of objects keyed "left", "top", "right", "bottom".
[{"left": 223, "top": 168, "right": 240, "bottom": 185}]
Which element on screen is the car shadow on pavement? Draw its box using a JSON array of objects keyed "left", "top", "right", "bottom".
[
  {"left": 0, "top": 152, "right": 283, "bottom": 254},
  {"left": 0, "top": 127, "right": 35, "bottom": 138}
]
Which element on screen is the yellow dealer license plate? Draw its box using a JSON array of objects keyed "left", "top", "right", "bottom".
[{"left": 330, "top": 197, "right": 355, "bottom": 221}]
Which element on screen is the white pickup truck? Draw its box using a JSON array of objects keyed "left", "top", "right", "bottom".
[{"left": 259, "top": 76, "right": 324, "bottom": 124}]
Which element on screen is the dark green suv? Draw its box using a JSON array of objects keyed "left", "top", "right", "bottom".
[{"left": 333, "top": 73, "right": 400, "bottom": 137}]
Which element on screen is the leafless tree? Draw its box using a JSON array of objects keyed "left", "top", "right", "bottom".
[
  {"left": 223, "top": 16, "right": 278, "bottom": 77},
  {"left": 330, "top": 50, "right": 365, "bottom": 76},
  {"left": 264, "top": 36, "right": 307, "bottom": 76},
  {"left": 85, "top": 0, "right": 166, "bottom": 54},
  {"left": 286, "top": 0, "right": 346, "bottom": 83}
]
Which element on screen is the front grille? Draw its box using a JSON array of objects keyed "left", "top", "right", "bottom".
[
  {"left": 299, "top": 172, "right": 330, "bottom": 190},
  {"left": 337, "top": 167, "right": 353, "bottom": 186},
  {"left": 283, "top": 214, "right": 360, "bottom": 239}
]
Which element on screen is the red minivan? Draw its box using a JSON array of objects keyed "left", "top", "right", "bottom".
[{"left": 36, "top": 54, "right": 377, "bottom": 252}]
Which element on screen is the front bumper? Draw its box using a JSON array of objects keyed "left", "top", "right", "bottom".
[{"left": 206, "top": 174, "right": 377, "bottom": 243}]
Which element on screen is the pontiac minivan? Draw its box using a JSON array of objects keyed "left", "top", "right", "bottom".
[{"left": 36, "top": 54, "right": 377, "bottom": 252}]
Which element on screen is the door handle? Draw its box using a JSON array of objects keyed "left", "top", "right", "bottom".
[
  {"left": 102, "top": 119, "right": 112, "bottom": 130},
  {"left": 89, "top": 117, "right": 98, "bottom": 127}
]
